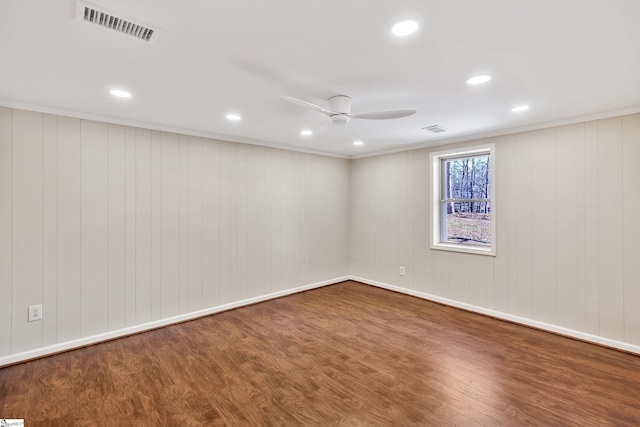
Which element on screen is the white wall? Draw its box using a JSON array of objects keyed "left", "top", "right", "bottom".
[
  {"left": 0, "top": 107, "right": 350, "bottom": 362},
  {"left": 3, "top": 107, "right": 640, "bottom": 363},
  {"left": 350, "top": 114, "right": 640, "bottom": 349}
]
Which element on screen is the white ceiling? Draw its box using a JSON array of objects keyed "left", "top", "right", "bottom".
[{"left": 1, "top": 0, "right": 639, "bottom": 157}]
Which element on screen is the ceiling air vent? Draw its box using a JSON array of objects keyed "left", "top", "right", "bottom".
[
  {"left": 75, "top": 1, "right": 161, "bottom": 43},
  {"left": 422, "top": 125, "right": 448, "bottom": 134}
]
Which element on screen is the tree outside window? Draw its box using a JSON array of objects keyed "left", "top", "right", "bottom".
[{"left": 430, "top": 144, "right": 495, "bottom": 256}]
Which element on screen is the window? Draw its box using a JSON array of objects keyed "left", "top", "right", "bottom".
[{"left": 430, "top": 144, "right": 495, "bottom": 256}]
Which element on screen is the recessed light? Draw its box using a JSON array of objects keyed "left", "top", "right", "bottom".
[
  {"left": 226, "top": 114, "right": 241, "bottom": 121},
  {"left": 466, "top": 75, "right": 492, "bottom": 85},
  {"left": 511, "top": 105, "right": 530, "bottom": 112},
  {"left": 300, "top": 130, "right": 313, "bottom": 136},
  {"left": 392, "top": 20, "right": 419, "bottom": 37},
  {"left": 353, "top": 140, "right": 364, "bottom": 146},
  {"left": 110, "top": 89, "right": 131, "bottom": 98}
]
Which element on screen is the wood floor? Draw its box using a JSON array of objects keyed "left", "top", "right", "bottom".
[{"left": 2, "top": 281, "right": 640, "bottom": 426}]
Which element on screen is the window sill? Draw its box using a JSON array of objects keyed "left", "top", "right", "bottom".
[{"left": 430, "top": 242, "right": 496, "bottom": 256}]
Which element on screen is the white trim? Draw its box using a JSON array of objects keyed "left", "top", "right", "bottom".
[
  {"left": 349, "top": 275, "right": 640, "bottom": 356},
  {"left": 4, "top": 274, "right": 638, "bottom": 365},
  {"left": 430, "top": 143, "right": 496, "bottom": 256},
  {"left": 0, "top": 276, "right": 349, "bottom": 367},
  {"left": 351, "top": 105, "right": 640, "bottom": 159},
  {"left": 0, "top": 100, "right": 349, "bottom": 159},
  {"left": 3, "top": 99, "right": 639, "bottom": 161}
]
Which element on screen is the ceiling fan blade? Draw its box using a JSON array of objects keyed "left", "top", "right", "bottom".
[
  {"left": 351, "top": 109, "right": 417, "bottom": 120},
  {"left": 281, "top": 95, "right": 336, "bottom": 116}
]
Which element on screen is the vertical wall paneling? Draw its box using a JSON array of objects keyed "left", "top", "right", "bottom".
[
  {"left": 253, "top": 148, "right": 273, "bottom": 289},
  {"left": 12, "top": 110, "right": 44, "bottom": 352},
  {"left": 283, "top": 150, "right": 295, "bottom": 289},
  {"left": 515, "top": 132, "right": 533, "bottom": 318},
  {"left": 397, "top": 152, "right": 410, "bottom": 287},
  {"left": 135, "top": 128, "right": 152, "bottom": 324},
  {"left": 468, "top": 255, "right": 485, "bottom": 307},
  {"left": 622, "top": 114, "right": 640, "bottom": 344},
  {"left": 178, "top": 135, "right": 189, "bottom": 312},
  {"left": 1, "top": 107, "right": 351, "bottom": 363},
  {"left": 336, "top": 159, "right": 350, "bottom": 275},
  {"left": 432, "top": 250, "right": 449, "bottom": 298},
  {"left": 575, "top": 123, "right": 587, "bottom": 330},
  {"left": 270, "top": 149, "right": 283, "bottom": 292},
  {"left": 187, "top": 137, "right": 203, "bottom": 311},
  {"left": 227, "top": 143, "right": 239, "bottom": 298},
  {"left": 80, "top": 120, "right": 109, "bottom": 337},
  {"left": 583, "top": 121, "right": 600, "bottom": 335},
  {"left": 316, "top": 155, "right": 338, "bottom": 283},
  {"left": 42, "top": 114, "right": 58, "bottom": 346},
  {"left": 57, "top": 116, "right": 82, "bottom": 341},
  {"left": 124, "top": 126, "right": 137, "bottom": 326},
  {"left": 597, "top": 117, "right": 624, "bottom": 341},
  {"left": 331, "top": 157, "right": 350, "bottom": 280},
  {"left": 411, "top": 149, "right": 428, "bottom": 293},
  {"left": 291, "top": 152, "right": 306, "bottom": 287},
  {"left": 108, "top": 124, "right": 126, "bottom": 330},
  {"left": 348, "top": 159, "right": 362, "bottom": 277},
  {"left": 596, "top": 118, "right": 625, "bottom": 339},
  {"left": 460, "top": 253, "right": 471, "bottom": 302},
  {"left": 160, "top": 132, "right": 181, "bottom": 317},
  {"left": 201, "top": 139, "right": 220, "bottom": 308},
  {"left": 150, "top": 131, "right": 163, "bottom": 320},
  {"left": 506, "top": 134, "right": 519, "bottom": 314},
  {"left": 348, "top": 113, "right": 640, "bottom": 351},
  {"left": 236, "top": 144, "right": 249, "bottom": 298},
  {"left": 245, "top": 145, "right": 256, "bottom": 297},
  {"left": 556, "top": 124, "right": 580, "bottom": 330},
  {"left": 369, "top": 156, "right": 383, "bottom": 281},
  {"left": 385, "top": 155, "right": 399, "bottom": 285},
  {"left": 484, "top": 256, "right": 495, "bottom": 310},
  {"left": 218, "top": 141, "right": 232, "bottom": 303},
  {"left": 530, "top": 128, "right": 557, "bottom": 324},
  {"left": 0, "top": 108, "right": 12, "bottom": 355},
  {"left": 448, "top": 253, "right": 462, "bottom": 301},
  {"left": 311, "top": 155, "right": 324, "bottom": 275},
  {"left": 493, "top": 135, "right": 509, "bottom": 312},
  {"left": 252, "top": 148, "right": 272, "bottom": 289},
  {"left": 371, "top": 156, "right": 380, "bottom": 281},
  {"left": 15, "top": 104, "right": 640, "bottom": 359}
]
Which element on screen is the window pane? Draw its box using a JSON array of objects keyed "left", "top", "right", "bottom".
[
  {"left": 443, "top": 155, "right": 490, "bottom": 201},
  {"left": 443, "top": 201, "right": 491, "bottom": 245}
]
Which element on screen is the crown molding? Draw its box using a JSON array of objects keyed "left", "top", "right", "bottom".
[{"left": 0, "top": 99, "right": 350, "bottom": 160}]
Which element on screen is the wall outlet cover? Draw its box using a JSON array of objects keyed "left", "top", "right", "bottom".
[{"left": 28, "top": 305, "right": 42, "bottom": 322}]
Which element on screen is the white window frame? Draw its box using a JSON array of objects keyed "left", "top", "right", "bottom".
[{"left": 430, "top": 143, "right": 496, "bottom": 256}]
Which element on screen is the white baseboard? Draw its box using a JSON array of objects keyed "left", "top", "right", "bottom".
[
  {"left": 349, "top": 275, "right": 640, "bottom": 356},
  {"left": 5, "top": 275, "right": 637, "bottom": 367},
  {"left": 0, "top": 276, "right": 349, "bottom": 367}
]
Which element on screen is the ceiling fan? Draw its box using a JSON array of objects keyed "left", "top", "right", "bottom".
[{"left": 281, "top": 95, "right": 416, "bottom": 125}]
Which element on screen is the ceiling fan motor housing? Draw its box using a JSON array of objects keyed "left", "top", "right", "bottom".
[
  {"left": 329, "top": 95, "right": 352, "bottom": 114},
  {"left": 328, "top": 95, "right": 352, "bottom": 124}
]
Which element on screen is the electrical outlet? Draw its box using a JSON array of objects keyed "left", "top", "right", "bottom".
[
  {"left": 399, "top": 266, "right": 405, "bottom": 276},
  {"left": 28, "top": 305, "right": 42, "bottom": 322}
]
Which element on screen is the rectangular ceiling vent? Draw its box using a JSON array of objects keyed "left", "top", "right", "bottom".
[
  {"left": 75, "top": 1, "right": 161, "bottom": 43},
  {"left": 423, "top": 125, "right": 448, "bottom": 134}
]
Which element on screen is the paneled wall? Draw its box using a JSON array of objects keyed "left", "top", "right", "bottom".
[
  {"left": 350, "top": 113, "right": 640, "bottom": 347},
  {"left": 3, "top": 106, "right": 639, "bottom": 361},
  {"left": 0, "top": 107, "right": 350, "bottom": 358}
]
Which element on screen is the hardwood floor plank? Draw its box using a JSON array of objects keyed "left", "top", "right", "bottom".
[{"left": 2, "top": 281, "right": 640, "bottom": 425}]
